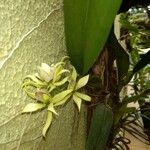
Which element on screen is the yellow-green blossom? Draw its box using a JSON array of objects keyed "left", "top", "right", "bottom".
[
  {"left": 68, "top": 67, "right": 91, "bottom": 111},
  {"left": 22, "top": 57, "right": 91, "bottom": 137}
]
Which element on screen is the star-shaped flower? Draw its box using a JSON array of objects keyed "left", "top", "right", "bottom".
[
  {"left": 22, "top": 89, "right": 58, "bottom": 137},
  {"left": 22, "top": 57, "right": 91, "bottom": 138},
  {"left": 68, "top": 67, "right": 91, "bottom": 111}
]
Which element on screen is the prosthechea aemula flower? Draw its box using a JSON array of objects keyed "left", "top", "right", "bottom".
[
  {"left": 22, "top": 56, "right": 91, "bottom": 137},
  {"left": 22, "top": 60, "right": 70, "bottom": 92},
  {"left": 68, "top": 67, "right": 91, "bottom": 111},
  {"left": 22, "top": 89, "right": 58, "bottom": 137}
]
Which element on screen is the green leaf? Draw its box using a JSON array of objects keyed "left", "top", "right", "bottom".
[
  {"left": 64, "top": 0, "right": 122, "bottom": 74},
  {"left": 52, "top": 89, "right": 73, "bottom": 104},
  {"left": 42, "top": 111, "right": 52, "bottom": 137},
  {"left": 109, "top": 31, "right": 129, "bottom": 80},
  {"left": 75, "top": 92, "right": 91, "bottom": 102},
  {"left": 120, "top": 106, "right": 136, "bottom": 115},
  {"left": 73, "top": 94, "right": 82, "bottom": 111},
  {"left": 47, "top": 103, "right": 58, "bottom": 115},
  {"left": 114, "top": 105, "right": 136, "bottom": 126},
  {"left": 75, "top": 75, "right": 89, "bottom": 90},
  {"left": 124, "top": 89, "right": 150, "bottom": 104},
  {"left": 22, "top": 103, "right": 46, "bottom": 113},
  {"left": 86, "top": 104, "right": 113, "bottom": 150},
  {"left": 133, "top": 51, "right": 150, "bottom": 74},
  {"left": 119, "top": 13, "right": 139, "bottom": 33}
]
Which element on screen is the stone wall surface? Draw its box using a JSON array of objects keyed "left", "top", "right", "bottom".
[{"left": 0, "top": 0, "right": 86, "bottom": 149}]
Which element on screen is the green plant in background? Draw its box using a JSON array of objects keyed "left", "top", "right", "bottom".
[
  {"left": 105, "top": 6, "right": 150, "bottom": 149},
  {"left": 63, "top": 1, "right": 150, "bottom": 150},
  {"left": 86, "top": 104, "right": 113, "bottom": 150},
  {"left": 115, "top": 6, "right": 150, "bottom": 146},
  {"left": 22, "top": 57, "right": 91, "bottom": 137},
  {"left": 119, "top": 6, "right": 150, "bottom": 109}
]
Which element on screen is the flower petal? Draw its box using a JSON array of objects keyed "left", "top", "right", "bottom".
[
  {"left": 54, "top": 77, "right": 68, "bottom": 86},
  {"left": 38, "top": 67, "right": 52, "bottom": 82},
  {"left": 47, "top": 103, "right": 58, "bottom": 115},
  {"left": 57, "top": 69, "right": 70, "bottom": 78},
  {"left": 38, "top": 63, "right": 55, "bottom": 82},
  {"left": 60, "top": 56, "right": 69, "bottom": 62},
  {"left": 73, "top": 94, "right": 82, "bottom": 112},
  {"left": 42, "top": 111, "right": 52, "bottom": 137},
  {"left": 41, "top": 63, "right": 51, "bottom": 73},
  {"left": 75, "top": 75, "right": 89, "bottom": 90},
  {"left": 23, "top": 88, "right": 36, "bottom": 99},
  {"left": 71, "top": 67, "right": 77, "bottom": 81},
  {"left": 53, "top": 65, "right": 63, "bottom": 82},
  {"left": 68, "top": 67, "right": 77, "bottom": 90},
  {"left": 52, "top": 89, "right": 73, "bottom": 103},
  {"left": 48, "top": 84, "right": 56, "bottom": 92},
  {"left": 54, "top": 94, "right": 72, "bottom": 106},
  {"left": 54, "top": 62, "right": 65, "bottom": 68},
  {"left": 75, "top": 92, "right": 91, "bottom": 102},
  {"left": 22, "top": 103, "right": 46, "bottom": 113},
  {"left": 24, "top": 74, "right": 43, "bottom": 85}
]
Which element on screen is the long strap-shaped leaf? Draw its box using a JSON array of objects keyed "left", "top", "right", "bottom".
[
  {"left": 64, "top": 0, "right": 122, "bottom": 74},
  {"left": 86, "top": 104, "right": 113, "bottom": 150}
]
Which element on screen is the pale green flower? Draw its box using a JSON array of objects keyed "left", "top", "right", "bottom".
[
  {"left": 47, "top": 62, "right": 70, "bottom": 92},
  {"left": 22, "top": 57, "right": 91, "bottom": 138},
  {"left": 68, "top": 67, "right": 91, "bottom": 111},
  {"left": 22, "top": 93, "right": 58, "bottom": 137}
]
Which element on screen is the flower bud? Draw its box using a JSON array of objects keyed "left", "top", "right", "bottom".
[{"left": 38, "top": 63, "right": 55, "bottom": 82}]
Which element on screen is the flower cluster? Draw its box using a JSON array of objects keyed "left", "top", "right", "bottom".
[{"left": 22, "top": 57, "right": 91, "bottom": 137}]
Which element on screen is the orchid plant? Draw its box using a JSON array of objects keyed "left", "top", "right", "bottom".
[{"left": 22, "top": 57, "right": 91, "bottom": 137}]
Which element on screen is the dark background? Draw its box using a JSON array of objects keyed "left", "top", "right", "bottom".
[{"left": 120, "top": 0, "right": 150, "bottom": 12}]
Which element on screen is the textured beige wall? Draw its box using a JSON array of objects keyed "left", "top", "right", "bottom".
[{"left": 0, "top": 0, "right": 86, "bottom": 149}]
